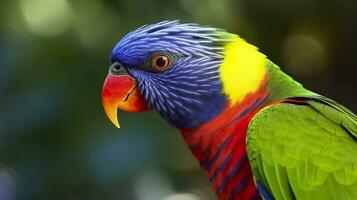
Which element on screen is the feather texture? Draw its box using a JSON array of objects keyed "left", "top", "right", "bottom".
[
  {"left": 247, "top": 98, "right": 357, "bottom": 199},
  {"left": 109, "top": 21, "right": 357, "bottom": 200}
]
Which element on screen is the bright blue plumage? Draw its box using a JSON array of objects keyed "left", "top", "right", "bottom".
[{"left": 110, "top": 21, "right": 230, "bottom": 129}]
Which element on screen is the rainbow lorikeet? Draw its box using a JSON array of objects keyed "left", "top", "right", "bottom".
[{"left": 101, "top": 21, "right": 357, "bottom": 200}]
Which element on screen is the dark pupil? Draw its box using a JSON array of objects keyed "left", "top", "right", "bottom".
[
  {"left": 114, "top": 64, "right": 121, "bottom": 71},
  {"left": 155, "top": 57, "right": 166, "bottom": 68}
]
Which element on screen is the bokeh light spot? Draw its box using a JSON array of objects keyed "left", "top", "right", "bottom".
[
  {"left": 133, "top": 170, "right": 173, "bottom": 200},
  {"left": 282, "top": 34, "right": 328, "bottom": 76},
  {"left": 19, "top": 0, "right": 73, "bottom": 37},
  {"left": 0, "top": 169, "right": 16, "bottom": 200},
  {"left": 162, "top": 193, "right": 202, "bottom": 200}
]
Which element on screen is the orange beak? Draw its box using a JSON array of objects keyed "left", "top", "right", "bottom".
[{"left": 102, "top": 73, "right": 149, "bottom": 128}]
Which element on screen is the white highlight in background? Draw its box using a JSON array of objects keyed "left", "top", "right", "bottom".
[{"left": 20, "top": 0, "right": 73, "bottom": 37}]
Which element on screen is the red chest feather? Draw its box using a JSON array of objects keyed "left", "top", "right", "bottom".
[{"left": 180, "top": 84, "right": 272, "bottom": 200}]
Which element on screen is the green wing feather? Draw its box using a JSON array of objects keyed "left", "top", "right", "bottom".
[{"left": 247, "top": 97, "right": 357, "bottom": 200}]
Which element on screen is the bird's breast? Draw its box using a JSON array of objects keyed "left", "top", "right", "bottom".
[{"left": 180, "top": 88, "right": 271, "bottom": 200}]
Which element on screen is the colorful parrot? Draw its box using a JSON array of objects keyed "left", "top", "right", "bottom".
[{"left": 101, "top": 21, "right": 357, "bottom": 200}]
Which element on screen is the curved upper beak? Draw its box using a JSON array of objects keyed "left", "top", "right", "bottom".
[{"left": 102, "top": 69, "right": 149, "bottom": 128}]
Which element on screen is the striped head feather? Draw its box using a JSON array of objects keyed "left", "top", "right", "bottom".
[{"left": 110, "top": 20, "right": 266, "bottom": 129}]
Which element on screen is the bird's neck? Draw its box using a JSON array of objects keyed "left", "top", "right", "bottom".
[
  {"left": 180, "top": 75, "right": 271, "bottom": 161},
  {"left": 179, "top": 56, "right": 311, "bottom": 198},
  {"left": 179, "top": 59, "right": 311, "bottom": 164},
  {"left": 219, "top": 35, "right": 268, "bottom": 104},
  {"left": 218, "top": 35, "right": 311, "bottom": 105}
]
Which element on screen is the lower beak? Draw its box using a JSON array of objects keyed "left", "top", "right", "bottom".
[{"left": 102, "top": 73, "right": 149, "bottom": 128}]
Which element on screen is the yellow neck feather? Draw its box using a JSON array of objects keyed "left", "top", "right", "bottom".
[{"left": 219, "top": 36, "right": 267, "bottom": 104}]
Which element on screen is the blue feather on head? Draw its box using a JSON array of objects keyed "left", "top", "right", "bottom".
[{"left": 110, "top": 20, "right": 231, "bottom": 129}]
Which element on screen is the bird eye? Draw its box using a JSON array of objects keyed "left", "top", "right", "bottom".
[{"left": 151, "top": 54, "right": 170, "bottom": 72}]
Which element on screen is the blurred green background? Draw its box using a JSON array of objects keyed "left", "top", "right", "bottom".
[{"left": 0, "top": 0, "right": 356, "bottom": 199}]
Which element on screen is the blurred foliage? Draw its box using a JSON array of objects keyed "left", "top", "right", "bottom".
[{"left": 0, "top": 0, "right": 356, "bottom": 199}]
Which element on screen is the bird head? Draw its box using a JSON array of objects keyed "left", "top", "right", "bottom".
[{"left": 102, "top": 21, "right": 265, "bottom": 129}]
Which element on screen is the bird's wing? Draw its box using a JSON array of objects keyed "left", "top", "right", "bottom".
[{"left": 246, "top": 98, "right": 357, "bottom": 200}]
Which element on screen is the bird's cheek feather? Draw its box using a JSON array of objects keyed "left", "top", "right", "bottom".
[{"left": 102, "top": 73, "right": 149, "bottom": 128}]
